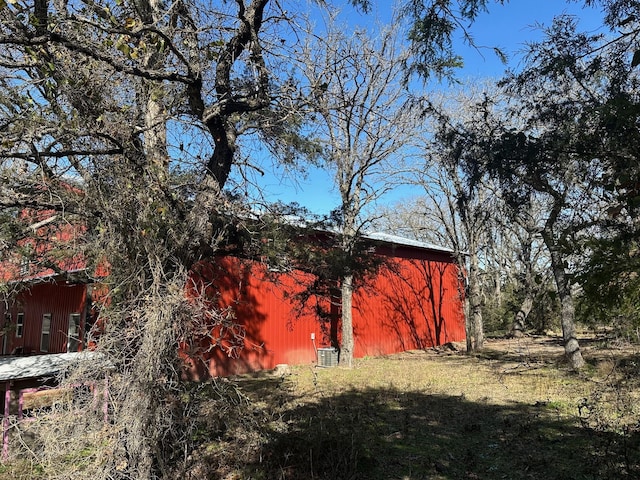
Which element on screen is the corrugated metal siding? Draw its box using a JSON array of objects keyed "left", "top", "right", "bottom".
[
  {"left": 352, "top": 253, "right": 465, "bottom": 357},
  {"left": 190, "top": 248, "right": 465, "bottom": 376},
  {"left": 0, "top": 282, "right": 86, "bottom": 355},
  {"left": 186, "top": 258, "right": 325, "bottom": 377}
]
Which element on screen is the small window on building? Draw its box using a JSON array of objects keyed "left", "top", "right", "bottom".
[
  {"left": 41, "top": 313, "right": 51, "bottom": 352},
  {"left": 2, "top": 313, "right": 10, "bottom": 355},
  {"left": 19, "top": 258, "right": 30, "bottom": 276},
  {"left": 67, "top": 313, "right": 81, "bottom": 352},
  {"left": 16, "top": 313, "right": 24, "bottom": 338}
]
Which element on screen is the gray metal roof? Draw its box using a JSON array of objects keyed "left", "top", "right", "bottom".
[
  {"left": 0, "top": 352, "right": 103, "bottom": 382},
  {"left": 364, "top": 232, "right": 454, "bottom": 254}
]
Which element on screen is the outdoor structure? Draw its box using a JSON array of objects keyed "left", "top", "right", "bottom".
[
  {"left": 1, "top": 234, "right": 465, "bottom": 381},
  {"left": 0, "top": 352, "right": 109, "bottom": 460},
  {"left": 0, "top": 278, "right": 92, "bottom": 357},
  {"left": 0, "top": 232, "right": 465, "bottom": 378},
  {"left": 182, "top": 233, "right": 466, "bottom": 377}
]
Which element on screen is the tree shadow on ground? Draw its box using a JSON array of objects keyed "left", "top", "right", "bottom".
[
  {"left": 197, "top": 377, "right": 640, "bottom": 480},
  {"left": 474, "top": 336, "right": 568, "bottom": 365},
  {"left": 471, "top": 335, "right": 640, "bottom": 375}
]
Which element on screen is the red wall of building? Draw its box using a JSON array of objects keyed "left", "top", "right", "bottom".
[
  {"left": 352, "top": 248, "right": 465, "bottom": 358},
  {"left": 185, "top": 246, "right": 465, "bottom": 377},
  {"left": 0, "top": 245, "right": 465, "bottom": 377},
  {"left": 185, "top": 257, "right": 328, "bottom": 377},
  {"left": 0, "top": 282, "right": 87, "bottom": 355}
]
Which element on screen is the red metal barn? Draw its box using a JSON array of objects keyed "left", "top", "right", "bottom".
[
  {"left": 1, "top": 234, "right": 465, "bottom": 376},
  {"left": 183, "top": 234, "right": 466, "bottom": 377}
]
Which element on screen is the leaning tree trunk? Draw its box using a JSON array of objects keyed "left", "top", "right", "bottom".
[
  {"left": 548, "top": 246, "right": 585, "bottom": 369},
  {"left": 510, "top": 295, "right": 533, "bottom": 338},
  {"left": 340, "top": 273, "right": 355, "bottom": 368}
]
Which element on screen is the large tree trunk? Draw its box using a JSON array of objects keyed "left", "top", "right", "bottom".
[
  {"left": 340, "top": 273, "right": 355, "bottom": 368},
  {"left": 338, "top": 191, "right": 358, "bottom": 368},
  {"left": 466, "top": 251, "right": 484, "bottom": 352},
  {"left": 548, "top": 245, "right": 585, "bottom": 369},
  {"left": 122, "top": 295, "right": 178, "bottom": 478}
]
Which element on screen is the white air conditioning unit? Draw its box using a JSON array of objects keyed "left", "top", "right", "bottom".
[{"left": 317, "top": 347, "right": 339, "bottom": 367}]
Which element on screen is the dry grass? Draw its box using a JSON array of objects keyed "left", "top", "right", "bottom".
[
  {"left": 189, "top": 334, "right": 640, "bottom": 480},
  {"left": 3, "top": 334, "right": 640, "bottom": 479}
]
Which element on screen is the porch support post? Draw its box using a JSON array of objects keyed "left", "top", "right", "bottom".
[
  {"left": 103, "top": 374, "right": 109, "bottom": 423},
  {"left": 2, "top": 381, "right": 10, "bottom": 461}
]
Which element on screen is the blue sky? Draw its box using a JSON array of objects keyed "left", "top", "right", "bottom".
[
  {"left": 453, "top": 0, "right": 605, "bottom": 77},
  {"left": 246, "top": 1, "right": 606, "bottom": 217}
]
